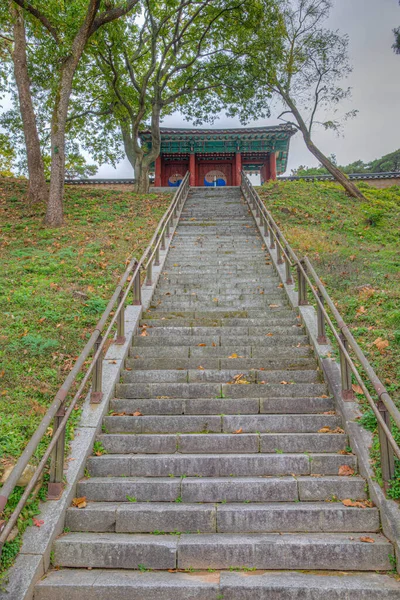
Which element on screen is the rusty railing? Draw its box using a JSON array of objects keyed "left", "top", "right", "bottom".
[
  {"left": 241, "top": 171, "right": 399, "bottom": 490},
  {"left": 0, "top": 172, "right": 190, "bottom": 550}
]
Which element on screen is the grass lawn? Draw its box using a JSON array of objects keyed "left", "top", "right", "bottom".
[
  {"left": 258, "top": 180, "right": 400, "bottom": 498},
  {"left": 0, "top": 179, "right": 171, "bottom": 571}
]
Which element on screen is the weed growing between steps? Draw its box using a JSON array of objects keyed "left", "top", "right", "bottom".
[
  {"left": 0, "top": 178, "right": 171, "bottom": 573},
  {"left": 258, "top": 180, "right": 400, "bottom": 498}
]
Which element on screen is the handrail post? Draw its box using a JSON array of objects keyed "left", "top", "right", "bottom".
[
  {"left": 116, "top": 290, "right": 126, "bottom": 345},
  {"left": 339, "top": 333, "right": 354, "bottom": 401},
  {"left": 317, "top": 290, "right": 327, "bottom": 344},
  {"left": 90, "top": 334, "right": 103, "bottom": 403},
  {"left": 133, "top": 271, "right": 141, "bottom": 305},
  {"left": 161, "top": 230, "right": 166, "bottom": 251},
  {"left": 285, "top": 257, "right": 293, "bottom": 285},
  {"left": 378, "top": 400, "right": 395, "bottom": 490},
  {"left": 47, "top": 406, "right": 66, "bottom": 500},
  {"left": 146, "top": 260, "right": 153, "bottom": 286},
  {"left": 263, "top": 216, "right": 268, "bottom": 237},
  {"left": 154, "top": 244, "right": 160, "bottom": 266},
  {"left": 297, "top": 260, "right": 308, "bottom": 305},
  {"left": 166, "top": 220, "right": 171, "bottom": 238},
  {"left": 276, "top": 233, "right": 284, "bottom": 264},
  {"left": 269, "top": 226, "right": 275, "bottom": 249}
]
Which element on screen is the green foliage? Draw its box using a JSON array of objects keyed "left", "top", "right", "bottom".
[
  {"left": 294, "top": 149, "right": 400, "bottom": 176},
  {"left": 0, "top": 133, "right": 15, "bottom": 175},
  {"left": 258, "top": 180, "right": 400, "bottom": 498}
]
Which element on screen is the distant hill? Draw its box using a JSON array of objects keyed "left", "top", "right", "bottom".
[{"left": 293, "top": 149, "right": 400, "bottom": 176}]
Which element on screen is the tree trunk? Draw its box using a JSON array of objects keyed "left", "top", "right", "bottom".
[
  {"left": 44, "top": 68, "right": 72, "bottom": 226},
  {"left": 303, "top": 138, "right": 365, "bottom": 200},
  {"left": 279, "top": 86, "right": 366, "bottom": 200},
  {"left": 12, "top": 6, "right": 47, "bottom": 205},
  {"left": 134, "top": 159, "right": 150, "bottom": 194}
]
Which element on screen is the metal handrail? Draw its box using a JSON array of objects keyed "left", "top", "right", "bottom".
[
  {"left": 241, "top": 172, "right": 399, "bottom": 489},
  {"left": 0, "top": 172, "right": 190, "bottom": 549}
]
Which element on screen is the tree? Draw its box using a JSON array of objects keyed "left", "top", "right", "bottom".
[
  {"left": 13, "top": 0, "right": 140, "bottom": 226},
  {"left": 229, "top": 0, "right": 366, "bottom": 199},
  {"left": 10, "top": 6, "right": 47, "bottom": 203},
  {"left": 85, "top": 0, "right": 263, "bottom": 193}
]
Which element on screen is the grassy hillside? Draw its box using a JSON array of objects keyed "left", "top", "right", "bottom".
[
  {"left": 258, "top": 180, "right": 400, "bottom": 497},
  {"left": 0, "top": 179, "right": 171, "bottom": 570}
]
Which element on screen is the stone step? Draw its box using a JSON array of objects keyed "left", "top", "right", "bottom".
[
  {"left": 140, "top": 317, "right": 299, "bottom": 326},
  {"left": 98, "top": 432, "right": 347, "bottom": 454},
  {"left": 125, "top": 357, "right": 317, "bottom": 371},
  {"left": 122, "top": 369, "right": 320, "bottom": 384},
  {"left": 133, "top": 335, "right": 308, "bottom": 347},
  {"left": 65, "top": 502, "right": 379, "bottom": 534},
  {"left": 34, "top": 569, "right": 400, "bottom": 600},
  {"left": 137, "top": 325, "right": 304, "bottom": 336},
  {"left": 110, "top": 395, "right": 334, "bottom": 415},
  {"left": 144, "top": 309, "right": 291, "bottom": 319},
  {"left": 115, "top": 382, "right": 327, "bottom": 399},
  {"left": 86, "top": 453, "right": 357, "bottom": 477},
  {"left": 78, "top": 475, "right": 367, "bottom": 503},
  {"left": 103, "top": 413, "right": 341, "bottom": 434},
  {"left": 52, "top": 532, "right": 392, "bottom": 571},
  {"left": 129, "top": 346, "right": 313, "bottom": 359}
]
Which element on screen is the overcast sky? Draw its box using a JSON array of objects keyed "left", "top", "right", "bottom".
[{"left": 95, "top": 0, "right": 400, "bottom": 177}]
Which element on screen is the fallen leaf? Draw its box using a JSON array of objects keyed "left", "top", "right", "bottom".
[
  {"left": 265, "top": 333, "right": 274, "bottom": 337},
  {"left": 140, "top": 330, "right": 148, "bottom": 337},
  {"left": 133, "top": 411, "right": 143, "bottom": 417},
  {"left": 280, "top": 381, "right": 288, "bottom": 385},
  {"left": 72, "top": 496, "right": 87, "bottom": 509},
  {"left": 269, "top": 304, "right": 279, "bottom": 308},
  {"left": 360, "top": 536, "right": 375, "bottom": 543},
  {"left": 342, "top": 499, "right": 372, "bottom": 508},
  {"left": 33, "top": 518, "right": 44, "bottom": 527},
  {"left": 338, "top": 465, "right": 355, "bottom": 476},
  {"left": 197, "top": 366, "right": 205, "bottom": 370},
  {"left": 197, "top": 343, "right": 207, "bottom": 347},
  {"left": 233, "top": 428, "right": 243, "bottom": 434},
  {"left": 212, "top": 342, "right": 216, "bottom": 347},
  {"left": 373, "top": 337, "right": 389, "bottom": 352},
  {"left": 318, "top": 427, "right": 332, "bottom": 433},
  {"left": 229, "top": 353, "right": 238, "bottom": 359},
  {"left": 352, "top": 384, "right": 364, "bottom": 395}
]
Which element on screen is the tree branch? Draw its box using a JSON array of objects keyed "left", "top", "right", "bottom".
[{"left": 12, "top": 0, "right": 59, "bottom": 43}]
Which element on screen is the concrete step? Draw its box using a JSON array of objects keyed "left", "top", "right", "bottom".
[
  {"left": 115, "top": 382, "right": 327, "bottom": 399},
  {"left": 121, "top": 369, "right": 320, "bottom": 384},
  {"left": 140, "top": 317, "right": 299, "bottom": 326},
  {"left": 98, "top": 432, "right": 347, "bottom": 454},
  {"left": 78, "top": 475, "right": 368, "bottom": 503},
  {"left": 137, "top": 325, "right": 304, "bottom": 336},
  {"left": 52, "top": 532, "right": 392, "bottom": 571},
  {"left": 86, "top": 453, "right": 357, "bottom": 477},
  {"left": 34, "top": 569, "right": 400, "bottom": 600},
  {"left": 103, "top": 413, "right": 341, "bottom": 434},
  {"left": 125, "top": 357, "right": 317, "bottom": 371},
  {"left": 129, "top": 346, "right": 313, "bottom": 359},
  {"left": 110, "top": 396, "right": 334, "bottom": 415},
  {"left": 132, "top": 334, "right": 309, "bottom": 347},
  {"left": 65, "top": 502, "right": 379, "bottom": 534}
]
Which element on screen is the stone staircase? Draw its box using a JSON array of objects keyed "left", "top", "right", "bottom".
[{"left": 35, "top": 188, "right": 399, "bottom": 598}]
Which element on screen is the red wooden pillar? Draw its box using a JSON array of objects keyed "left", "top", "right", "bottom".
[
  {"left": 235, "top": 152, "right": 242, "bottom": 186},
  {"left": 189, "top": 153, "right": 196, "bottom": 186},
  {"left": 269, "top": 152, "right": 277, "bottom": 181},
  {"left": 155, "top": 155, "right": 162, "bottom": 187}
]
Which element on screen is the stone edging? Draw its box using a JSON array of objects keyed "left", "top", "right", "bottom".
[
  {"left": 2, "top": 197, "right": 185, "bottom": 600},
  {"left": 245, "top": 189, "right": 400, "bottom": 574}
]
